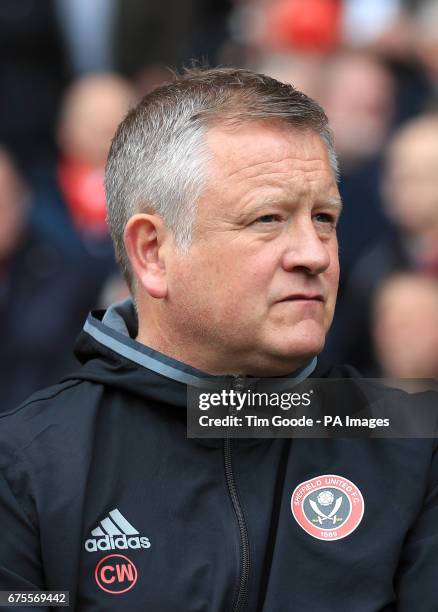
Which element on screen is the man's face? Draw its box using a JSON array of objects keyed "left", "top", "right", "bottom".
[
  {"left": 164, "top": 121, "right": 341, "bottom": 375},
  {"left": 383, "top": 124, "right": 438, "bottom": 234}
]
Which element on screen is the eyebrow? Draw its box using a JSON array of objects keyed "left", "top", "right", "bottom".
[
  {"left": 244, "top": 196, "right": 344, "bottom": 214},
  {"left": 324, "top": 196, "right": 343, "bottom": 212}
]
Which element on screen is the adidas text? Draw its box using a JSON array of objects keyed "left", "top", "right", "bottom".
[{"left": 85, "top": 534, "right": 151, "bottom": 552}]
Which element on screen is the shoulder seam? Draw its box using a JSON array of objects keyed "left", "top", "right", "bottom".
[{"left": 0, "top": 379, "right": 84, "bottom": 419}]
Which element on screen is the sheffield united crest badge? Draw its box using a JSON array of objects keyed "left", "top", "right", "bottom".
[{"left": 291, "top": 474, "right": 364, "bottom": 541}]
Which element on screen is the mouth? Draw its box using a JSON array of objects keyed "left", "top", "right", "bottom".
[{"left": 277, "top": 294, "right": 325, "bottom": 303}]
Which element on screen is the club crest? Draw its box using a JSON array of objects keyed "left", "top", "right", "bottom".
[{"left": 291, "top": 474, "right": 364, "bottom": 541}]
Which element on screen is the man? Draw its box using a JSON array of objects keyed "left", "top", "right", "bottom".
[
  {"left": 330, "top": 113, "right": 438, "bottom": 373},
  {"left": 0, "top": 148, "right": 103, "bottom": 412},
  {"left": 372, "top": 273, "right": 438, "bottom": 379},
  {"left": 0, "top": 67, "right": 436, "bottom": 611}
]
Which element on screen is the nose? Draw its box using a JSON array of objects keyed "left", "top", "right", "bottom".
[{"left": 281, "top": 219, "right": 333, "bottom": 275}]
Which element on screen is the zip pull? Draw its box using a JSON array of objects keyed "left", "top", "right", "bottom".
[
  {"left": 233, "top": 376, "right": 246, "bottom": 392},
  {"left": 230, "top": 376, "right": 246, "bottom": 415}
]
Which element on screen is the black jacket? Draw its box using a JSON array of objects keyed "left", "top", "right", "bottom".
[{"left": 0, "top": 300, "right": 437, "bottom": 611}]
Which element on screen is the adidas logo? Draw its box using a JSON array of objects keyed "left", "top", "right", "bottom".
[{"left": 85, "top": 508, "right": 151, "bottom": 553}]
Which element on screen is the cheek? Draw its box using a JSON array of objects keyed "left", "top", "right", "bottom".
[
  {"left": 167, "top": 255, "right": 242, "bottom": 323},
  {"left": 326, "top": 254, "right": 340, "bottom": 299},
  {"left": 169, "top": 243, "right": 278, "bottom": 324},
  {"left": 330, "top": 266, "right": 340, "bottom": 296},
  {"left": 204, "top": 245, "right": 271, "bottom": 289},
  {"left": 331, "top": 242, "right": 340, "bottom": 276},
  {"left": 212, "top": 272, "right": 259, "bottom": 323}
]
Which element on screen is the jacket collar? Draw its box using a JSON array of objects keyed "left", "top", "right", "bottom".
[{"left": 82, "top": 298, "right": 318, "bottom": 388}]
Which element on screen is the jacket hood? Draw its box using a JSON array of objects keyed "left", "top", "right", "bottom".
[{"left": 68, "top": 299, "right": 323, "bottom": 408}]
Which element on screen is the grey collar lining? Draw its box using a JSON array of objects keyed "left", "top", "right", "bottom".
[{"left": 86, "top": 299, "right": 318, "bottom": 388}]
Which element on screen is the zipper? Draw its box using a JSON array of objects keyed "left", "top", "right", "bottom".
[{"left": 224, "top": 376, "right": 250, "bottom": 612}]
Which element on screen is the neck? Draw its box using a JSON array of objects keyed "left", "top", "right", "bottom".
[{"left": 136, "top": 319, "right": 314, "bottom": 378}]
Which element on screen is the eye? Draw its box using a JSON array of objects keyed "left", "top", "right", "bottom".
[
  {"left": 314, "top": 213, "right": 334, "bottom": 223},
  {"left": 314, "top": 212, "right": 337, "bottom": 227},
  {"left": 253, "top": 214, "right": 282, "bottom": 224}
]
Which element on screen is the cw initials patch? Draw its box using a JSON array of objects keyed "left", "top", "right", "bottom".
[{"left": 95, "top": 554, "right": 138, "bottom": 594}]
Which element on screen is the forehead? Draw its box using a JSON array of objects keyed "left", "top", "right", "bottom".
[
  {"left": 389, "top": 123, "right": 438, "bottom": 168},
  {"left": 379, "top": 277, "right": 438, "bottom": 307},
  {"left": 203, "top": 121, "right": 338, "bottom": 203},
  {"left": 207, "top": 121, "right": 329, "bottom": 166}
]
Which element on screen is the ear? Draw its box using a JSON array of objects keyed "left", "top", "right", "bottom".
[{"left": 124, "top": 213, "right": 169, "bottom": 299}]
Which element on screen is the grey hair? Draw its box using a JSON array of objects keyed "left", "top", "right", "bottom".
[{"left": 105, "top": 66, "right": 338, "bottom": 291}]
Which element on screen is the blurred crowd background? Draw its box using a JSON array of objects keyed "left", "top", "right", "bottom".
[{"left": 1, "top": 0, "right": 438, "bottom": 411}]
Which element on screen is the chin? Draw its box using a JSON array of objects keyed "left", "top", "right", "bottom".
[{"left": 270, "top": 325, "right": 326, "bottom": 362}]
